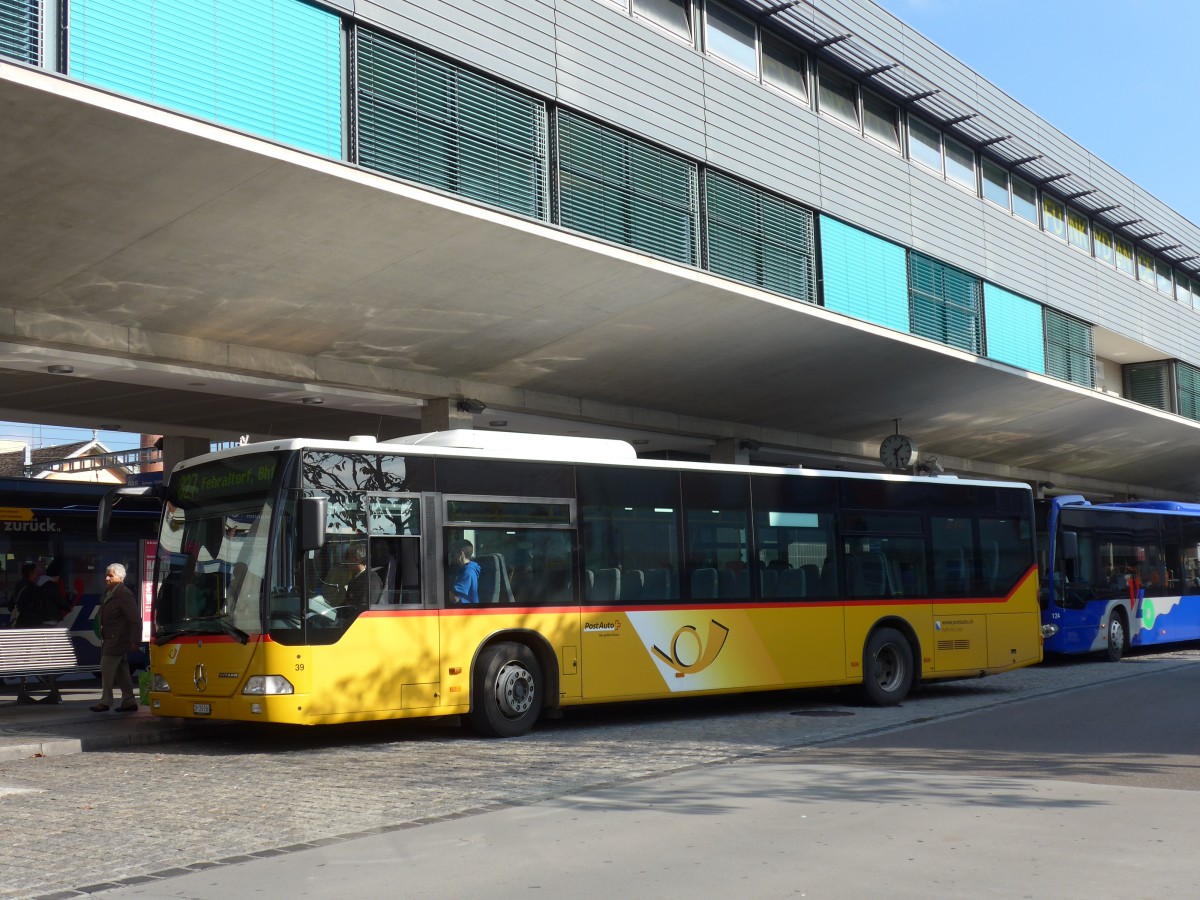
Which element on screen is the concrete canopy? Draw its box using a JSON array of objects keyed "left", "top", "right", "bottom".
[{"left": 2, "top": 63, "right": 1199, "bottom": 497}]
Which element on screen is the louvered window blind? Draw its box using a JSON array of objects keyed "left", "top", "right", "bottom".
[
  {"left": 557, "top": 110, "right": 699, "bottom": 266},
  {"left": 705, "top": 171, "right": 814, "bottom": 302},
  {"left": 907, "top": 253, "right": 982, "bottom": 354},
  {"left": 68, "top": 0, "right": 343, "bottom": 157},
  {"left": 1044, "top": 308, "right": 1094, "bottom": 387},
  {"left": 1, "top": 0, "right": 38, "bottom": 65},
  {"left": 1176, "top": 363, "right": 1200, "bottom": 421},
  {"left": 1122, "top": 362, "right": 1170, "bottom": 411},
  {"left": 355, "top": 28, "right": 548, "bottom": 220}
]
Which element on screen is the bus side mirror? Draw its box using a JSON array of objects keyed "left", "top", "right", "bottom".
[
  {"left": 298, "top": 497, "right": 327, "bottom": 551},
  {"left": 1061, "top": 530, "right": 1078, "bottom": 561},
  {"left": 97, "top": 485, "right": 158, "bottom": 542}
]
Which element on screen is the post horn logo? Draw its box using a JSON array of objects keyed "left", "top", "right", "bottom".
[{"left": 651, "top": 619, "right": 730, "bottom": 678}]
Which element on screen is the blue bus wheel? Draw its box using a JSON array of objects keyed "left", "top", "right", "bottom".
[{"left": 1104, "top": 612, "right": 1127, "bottom": 662}]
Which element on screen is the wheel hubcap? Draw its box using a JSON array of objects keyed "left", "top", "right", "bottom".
[
  {"left": 874, "top": 646, "right": 901, "bottom": 691},
  {"left": 495, "top": 662, "right": 534, "bottom": 718},
  {"left": 1110, "top": 619, "right": 1125, "bottom": 652}
]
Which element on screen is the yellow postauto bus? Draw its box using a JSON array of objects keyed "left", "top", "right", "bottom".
[{"left": 103, "top": 430, "right": 1043, "bottom": 737}]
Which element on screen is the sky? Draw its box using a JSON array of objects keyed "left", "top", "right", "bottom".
[
  {"left": 3, "top": 0, "right": 1197, "bottom": 453},
  {"left": 872, "top": 0, "right": 1200, "bottom": 225}
]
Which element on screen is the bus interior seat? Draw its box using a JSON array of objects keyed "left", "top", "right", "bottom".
[
  {"left": 370, "top": 539, "right": 397, "bottom": 605},
  {"left": 718, "top": 568, "right": 734, "bottom": 598},
  {"left": 935, "top": 549, "right": 966, "bottom": 594},
  {"left": 477, "top": 554, "right": 514, "bottom": 603},
  {"left": 776, "top": 567, "right": 807, "bottom": 599},
  {"left": 591, "top": 567, "right": 621, "bottom": 603},
  {"left": 643, "top": 568, "right": 670, "bottom": 601},
  {"left": 818, "top": 561, "right": 838, "bottom": 596},
  {"left": 848, "top": 552, "right": 891, "bottom": 597},
  {"left": 800, "top": 564, "right": 821, "bottom": 594},
  {"left": 717, "top": 568, "right": 749, "bottom": 599},
  {"left": 691, "top": 567, "right": 718, "bottom": 601},
  {"left": 760, "top": 568, "right": 779, "bottom": 598},
  {"left": 621, "top": 569, "right": 644, "bottom": 603}
]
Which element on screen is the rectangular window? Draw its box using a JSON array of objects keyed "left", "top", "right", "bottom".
[
  {"left": 1093, "top": 225, "right": 1115, "bottom": 265},
  {"left": 1116, "top": 237, "right": 1136, "bottom": 276},
  {"left": 557, "top": 110, "right": 700, "bottom": 266},
  {"left": 356, "top": 29, "right": 550, "bottom": 220},
  {"left": 705, "top": 1, "right": 757, "bottom": 74},
  {"left": 862, "top": 91, "right": 899, "bottom": 151},
  {"left": 1156, "top": 259, "right": 1173, "bottom": 295},
  {"left": 705, "top": 171, "right": 815, "bottom": 303},
  {"left": 751, "top": 475, "right": 838, "bottom": 600},
  {"left": 682, "top": 472, "right": 751, "bottom": 601},
  {"left": 817, "top": 65, "right": 858, "bottom": 128},
  {"left": 1123, "top": 361, "right": 1172, "bottom": 410},
  {"left": 908, "top": 115, "right": 942, "bottom": 174},
  {"left": 1177, "top": 272, "right": 1192, "bottom": 305},
  {"left": 1067, "top": 210, "right": 1089, "bottom": 252},
  {"left": 1177, "top": 363, "right": 1200, "bottom": 422},
  {"left": 1137, "top": 248, "right": 1155, "bottom": 283},
  {"left": 1012, "top": 175, "right": 1038, "bottom": 223},
  {"left": 981, "top": 159, "right": 1010, "bottom": 209},
  {"left": 908, "top": 252, "right": 983, "bottom": 354},
  {"left": 943, "top": 136, "right": 976, "bottom": 191},
  {"left": 632, "top": 0, "right": 692, "bottom": 42},
  {"left": 0, "top": 0, "right": 39, "bottom": 65},
  {"left": 1044, "top": 308, "right": 1095, "bottom": 388},
  {"left": 70, "top": 0, "right": 344, "bottom": 158},
  {"left": 578, "top": 466, "right": 681, "bottom": 604},
  {"left": 1042, "top": 196, "right": 1066, "bottom": 240},
  {"left": 760, "top": 32, "right": 807, "bottom": 101}
]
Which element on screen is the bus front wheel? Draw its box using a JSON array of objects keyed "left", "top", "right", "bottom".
[
  {"left": 469, "top": 642, "right": 542, "bottom": 738},
  {"left": 862, "top": 627, "right": 914, "bottom": 706},
  {"left": 1104, "top": 611, "right": 1127, "bottom": 662}
]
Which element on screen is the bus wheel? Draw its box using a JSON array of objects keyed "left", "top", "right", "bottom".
[
  {"left": 1104, "top": 611, "right": 1127, "bottom": 662},
  {"left": 862, "top": 627, "right": 914, "bottom": 706},
  {"left": 469, "top": 642, "right": 542, "bottom": 738}
]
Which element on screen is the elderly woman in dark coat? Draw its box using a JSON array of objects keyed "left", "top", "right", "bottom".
[{"left": 91, "top": 563, "right": 141, "bottom": 713}]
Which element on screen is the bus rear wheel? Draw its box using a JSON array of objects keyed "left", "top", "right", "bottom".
[
  {"left": 469, "top": 642, "right": 542, "bottom": 738},
  {"left": 1104, "top": 611, "right": 1127, "bottom": 662},
  {"left": 862, "top": 627, "right": 914, "bottom": 706}
]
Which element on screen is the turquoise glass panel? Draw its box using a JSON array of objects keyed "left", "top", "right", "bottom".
[
  {"left": 983, "top": 284, "right": 1045, "bottom": 374},
  {"left": 819, "top": 216, "right": 909, "bottom": 333},
  {"left": 67, "top": 0, "right": 342, "bottom": 158}
]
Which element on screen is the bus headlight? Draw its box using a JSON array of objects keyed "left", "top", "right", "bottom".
[
  {"left": 242, "top": 675, "right": 295, "bottom": 695},
  {"left": 152, "top": 673, "right": 171, "bottom": 692},
  {"left": 1041, "top": 623, "right": 1060, "bottom": 639}
]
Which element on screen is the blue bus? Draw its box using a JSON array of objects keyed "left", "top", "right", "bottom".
[
  {"left": 1039, "top": 495, "right": 1200, "bottom": 659},
  {"left": 0, "top": 477, "right": 158, "bottom": 667}
]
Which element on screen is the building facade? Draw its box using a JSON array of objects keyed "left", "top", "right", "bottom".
[{"left": 2, "top": 0, "right": 1199, "bottom": 496}]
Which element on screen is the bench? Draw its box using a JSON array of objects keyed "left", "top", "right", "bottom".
[{"left": 0, "top": 628, "right": 99, "bottom": 680}]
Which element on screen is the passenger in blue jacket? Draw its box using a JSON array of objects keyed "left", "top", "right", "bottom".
[{"left": 449, "top": 540, "right": 480, "bottom": 604}]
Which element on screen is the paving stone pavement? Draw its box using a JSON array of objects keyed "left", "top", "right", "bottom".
[{"left": 2, "top": 651, "right": 1198, "bottom": 899}]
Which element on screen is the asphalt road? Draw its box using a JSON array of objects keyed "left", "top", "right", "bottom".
[{"left": 4, "top": 649, "right": 1200, "bottom": 899}]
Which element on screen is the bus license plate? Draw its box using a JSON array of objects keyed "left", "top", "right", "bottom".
[{"left": 193, "top": 703, "right": 212, "bottom": 716}]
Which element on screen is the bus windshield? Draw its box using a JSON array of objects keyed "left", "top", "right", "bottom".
[{"left": 153, "top": 453, "right": 282, "bottom": 643}]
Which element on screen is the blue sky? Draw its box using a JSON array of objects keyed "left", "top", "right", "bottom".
[{"left": 873, "top": 0, "right": 1200, "bottom": 225}]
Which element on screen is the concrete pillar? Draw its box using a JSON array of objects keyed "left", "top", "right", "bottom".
[
  {"left": 160, "top": 435, "right": 211, "bottom": 475},
  {"left": 711, "top": 438, "right": 750, "bottom": 466},
  {"left": 421, "top": 398, "right": 476, "bottom": 432}
]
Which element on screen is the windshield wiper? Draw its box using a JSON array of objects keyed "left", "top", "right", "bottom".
[{"left": 153, "top": 616, "right": 249, "bottom": 645}]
